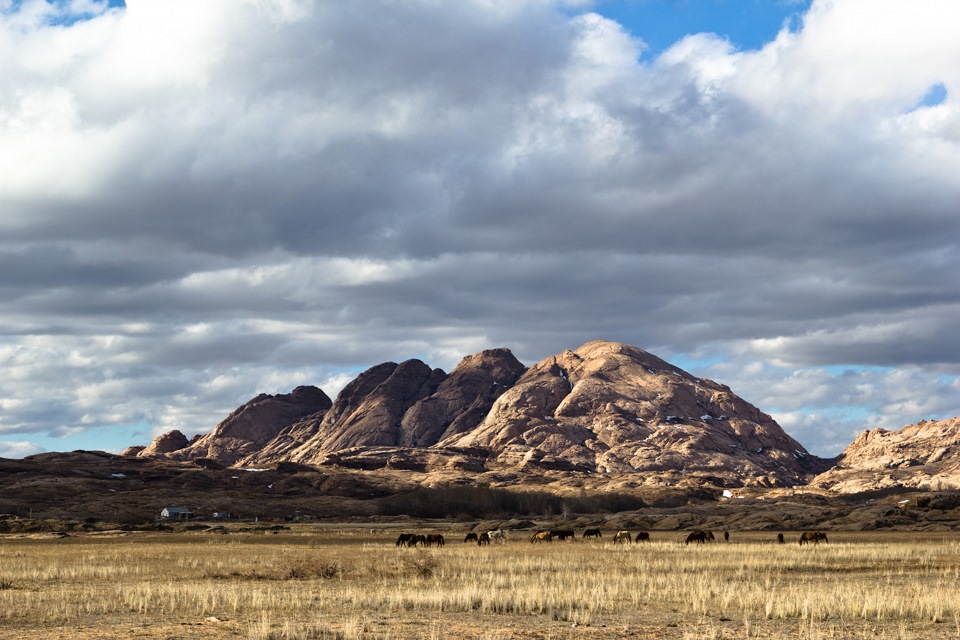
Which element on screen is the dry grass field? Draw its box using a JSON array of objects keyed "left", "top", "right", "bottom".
[{"left": 1, "top": 527, "right": 959, "bottom": 639}]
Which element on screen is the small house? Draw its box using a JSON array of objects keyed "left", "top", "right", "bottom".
[{"left": 160, "top": 506, "right": 193, "bottom": 520}]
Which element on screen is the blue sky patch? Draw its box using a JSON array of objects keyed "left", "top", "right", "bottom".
[{"left": 589, "top": 0, "right": 812, "bottom": 56}]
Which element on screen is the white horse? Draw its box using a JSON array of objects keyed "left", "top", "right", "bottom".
[
  {"left": 487, "top": 529, "right": 507, "bottom": 544},
  {"left": 613, "top": 530, "right": 631, "bottom": 544}
]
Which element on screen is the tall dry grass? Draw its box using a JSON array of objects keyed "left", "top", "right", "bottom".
[{"left": 0, "top": 530, "right": 958, "bottom": 639}]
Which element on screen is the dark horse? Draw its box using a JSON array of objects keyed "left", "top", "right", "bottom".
[
  {"left": 426, "top": 534, "right": 445, "bottom": 547},
  {"left": 396, "top": 533, "right": 413, "bottom": 547},
  {"left": 477, "top": 532, "right": 491, "bottom": 546},
  {"left": 685, "top": 530, "right": 715, "bottom": 545},
  {"left": 583, "top": 528, "right": 602, "bottom": 538},
  {"left": 464, "top": 532, "right": 478, "bottom": 544},
  {"left": 409, "top": 534, "right": 427, "bottom": 547},
  {"left": 634, "top": 531, "right": 650, "bottom": 543},
  {"left": 777, "top": 533, "right": 785, "bottom": 544},
  {"left": 551, "top": 530, "right": 575, "bottom": 541},
  {"left": 798, "top": 531, "right": 828, "bottom": 546}
]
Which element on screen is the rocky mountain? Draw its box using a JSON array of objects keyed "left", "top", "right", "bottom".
[
  {"left": 130, "top": 341, "right": 828, "bottom": 486},
  {"left": 135, "top": 386, "right": 333, "bottom": 466},
  {"left": 811, "top": 417, "right": 960, "bottom": 492},
  {"left": 442, "top": 341, "right": 821, "bottom": 484}
]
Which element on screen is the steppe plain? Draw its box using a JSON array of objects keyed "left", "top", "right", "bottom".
[{"left": 2, "top": 522, "right": 960, "bottom": 640}]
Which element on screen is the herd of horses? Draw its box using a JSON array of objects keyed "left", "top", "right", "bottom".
[{"left": 395, "top": 529, "right": 830, "bottom": 547}]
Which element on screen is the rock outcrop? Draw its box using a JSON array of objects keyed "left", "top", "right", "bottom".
[
  {"left": 129, "top": 341, "right": 831, "bottom": 486},
  {"left": 443, "top": 341, "right": 821, "bottom": 485},
  {"left": 135, "top": 430, "right": 189, "bottom": 457},
  {"left": 151, "top": 386, "right": 332, "bottom": 466},
  {"left": 811, "top": 417, "right": 960, "bottom": 492}
]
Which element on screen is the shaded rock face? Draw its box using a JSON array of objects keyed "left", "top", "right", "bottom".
[
  {"left": 131, "top": 341, "right": 831, "bottom": 486},
  {"left": 242, "top": 349, "right": 525, "bottom": 466},
  {"left": 157, "top": 386, "right": 332, "bottom": 466},
  {"left": 811, "top": 417, "right": 960, "bottom": 492},
  {"left": 400, "top": 348, "right": 527, "bottom": 446},
  {"left": 285, "top": 359, "right": 446, "bottom": 461}
]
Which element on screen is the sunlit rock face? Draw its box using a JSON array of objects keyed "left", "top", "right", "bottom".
[{"left": 811, "top": 417, "right": 960, "bottom": 492}]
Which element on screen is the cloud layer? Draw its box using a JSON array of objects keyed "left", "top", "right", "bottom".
[{"left": 2, "top": 0, "right": 959, "bottom": 457}]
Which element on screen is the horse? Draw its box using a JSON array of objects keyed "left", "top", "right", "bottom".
[
  {"left": 613, "top": 530, "right": 631, "bottom": 544},
  {"left": 777, "top": 533, "right": 784, "bottom": 544},
  {"left": 464, "top": 532, "right": 478, "bottom": 544},
  {"left": 798, "top": 531, "right": 828, "bottom": 546},
  {"left": 582, "top": 528, "right": 602, "bottom": 538},
  {"left": 685, "top": 531, "right": 707, "bottom": 545},
  {"left": 396, "top": 533, "right": 413, "bottom": 547},
  {"left": 487, "top": 529, "right": 507, "bottom": 544},
  {"left": 409, "top": 534, "right": 427, "bottom": 547},
  {"left": 551, "top": 530, "right": 575, "bottom": 541},
  {"left": 723, "top": 531, "right": 729, "bottom": 543},
  {"left": 634, "top": 531, "right": 650, "bottom": 543},
  {"left": 530, "top": 531, "right": 552, "bottom": 543},
  {"left": 426, "top": 534, "right": 445, "bottom": 547},
  {"left": 477, "top": 532, "right": 491, "bottom": 546}
]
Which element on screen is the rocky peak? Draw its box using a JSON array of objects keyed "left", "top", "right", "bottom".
[
  {"left": 134, "top": 430, "right": 189, "bottom": 457},
  {"left": 287, "top": 359, "right": 445, "bottom": 460},
  {"left": 811, "top": 417, "right": 960, "bottom": 492},
  {"left": 157, "top": 385, "right": 332, "bottom": 466},
  {"left": 400, "top": 348, "right": 527, "bottom": 446},
  {"left": 446, "top": 340, "right": 819, "bottom": 484}
]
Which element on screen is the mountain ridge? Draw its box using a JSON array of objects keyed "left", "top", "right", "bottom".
[{"left": 126, "top": 340, "right": 832, "bottom": 487}]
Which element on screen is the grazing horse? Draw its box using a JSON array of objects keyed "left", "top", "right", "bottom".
[
  {"left": 487, "top": 529, "right": 507, "bottom": 544},
  {"left": 426, "top": 534, "right": 445, "bottom": 547},
  {"left": 777, "top": 533, "right": 785, "bottom": 544},
  {"left": 530, "top": 531, "right": 552, "bottom": 543},
  {"left": 634, "top": 531, "right": 650, "bottom": 543},
  {"left": 798, "top": 531, "right": 828, "bottom": 546},
  {"left": 464, "top": 532, "right": 478, "bottom": 544},
  {"left": 613, "top": 530, "right": 631, "bottom": 544},
  {"left": 396, "top": 533, "right": 414, "bottom": 547},
  {"left": 685, "top": 531, "right": 707, "bottom": 545},
  {"left": 551, "top": 530, "right": 575, "bottom": 541},
  {"left": 582, "top": 528, "right": 602, "bottom": 538},
  {"left": 409, "top": 534, "right": 427, "bottom": 547},
  {"left": 477, "top": 532, "right": 491, "bottom": 546}
]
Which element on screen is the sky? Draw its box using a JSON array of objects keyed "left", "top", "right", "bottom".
[{"left": 1, "top": 0, "right": 958, "bottom": 460}]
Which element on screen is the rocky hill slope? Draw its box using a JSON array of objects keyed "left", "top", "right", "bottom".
[
  {"left": 811, "top": 417, "right": 960, "bottom": 492},
  {"left": 128, "top": 341, "right": 827, "bottom": 487}
]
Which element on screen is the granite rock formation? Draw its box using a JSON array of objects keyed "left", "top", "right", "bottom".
[
  {"left": 131, "top": 341, "right": 829, "bottom": 486},
  {"left": 811, "top": 417, "right": 960, "bottom": 492}
]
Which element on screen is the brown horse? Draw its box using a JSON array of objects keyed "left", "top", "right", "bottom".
[
  {"left": 426, "top": 534, "right": 445, "bottom": 547},
  {"left": 477, "top": 532, "right": 491, "bottom": 546},
  {"left": 777, "top": 533, "right": 784, "bottom": 544},
  {"left": 530, "top": 531, "right": 552, "bottom": 543},
  {"left": 634, "top": 531, "right": 650, "bottom": 543},
  {"left": 396, "top": 533, "right": 413, "bottom": 547},
  {"left": 464, "top": 532, "right": 478, "bottom": 544},
  {"left": 798, "top": 531, "right": 828, "bottom": 546},
  {"left": 582, "top": 528, "right": 602, "bottom": 538}
]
